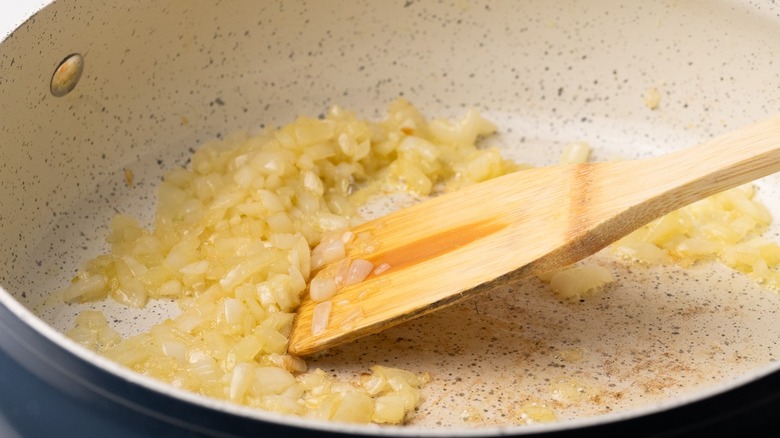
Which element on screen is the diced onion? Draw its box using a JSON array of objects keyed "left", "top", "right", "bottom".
[
  {"left": 313, "top": 239, "right": 346, "bottom": 268},
  {"left": 333, "top": 258, "right": 351, "bottom": 286},
  {"left": 311, "top": 301, "right": 333, "bottom": 335},
  {"left": 63, "top": 273, "right": 109, "bottom": 303},
  {"left": 309, "top": 277, "right": 338, "bottom": 302},
  {"left": 229, "top": 363, "right": 256, "bottom": 402},
  {"left": 548, "top": 265, "right": 614, "bottom": 299},
  {"left": 344, "top": 259, "right": 374, "bottom": 286},
  {"left": 179, "top": 260, "right": 209, "bottom": 275},
  {"left": 559, "top": 141, "right": 591, "bottom": 164},
  {"left": 373, "top": 262, "right": 391, "bottom": 275}
]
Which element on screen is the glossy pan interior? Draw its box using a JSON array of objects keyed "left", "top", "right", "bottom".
[{"left": 2, "top": 0, "right": 780, "bottom": 436}]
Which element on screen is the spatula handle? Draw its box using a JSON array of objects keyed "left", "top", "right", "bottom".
[
  {"left": 660, "top": 115, "right": 780, "bottom": 195},
  {"left": 562, "top": 115, "right": 780, "bottom": 269}
]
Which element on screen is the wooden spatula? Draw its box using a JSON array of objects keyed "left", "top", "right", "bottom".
[{"left": 288, "top": 116, "right": 780, "bottom": 356}]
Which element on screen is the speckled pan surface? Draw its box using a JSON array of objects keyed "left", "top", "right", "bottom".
[{"left": 2, "top": 0, "right": 780, "bottom": 435}]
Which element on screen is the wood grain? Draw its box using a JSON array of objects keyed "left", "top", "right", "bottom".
[{"left": 289, "top": 115, "right": 780, "bottom": 356}]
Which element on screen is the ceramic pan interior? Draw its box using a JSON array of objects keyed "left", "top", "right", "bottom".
[{"left": 2, "top": 0, "right": 780, "bottom": 435}]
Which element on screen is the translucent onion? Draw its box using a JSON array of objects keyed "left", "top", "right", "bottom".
[
  {"left": 373, "top": 262, "right": 391, "bottom": 275},
  {"left": 333, "top": 258, "right": 351, "bottom": 286},
  {"left": 344, "top": 259, "right": 375, "bottom": 286},
  {"left": 311, "top": 301, "right": 333, "bottom": 335},
  {"left": 309, "top": 277, "right": 338, "bottom": 302},
  {"left": 229, "top": 363, "right": 256, "bottom": 402},
  {"left": 314, "top": 239, "right": 346, "bottom": 268}
]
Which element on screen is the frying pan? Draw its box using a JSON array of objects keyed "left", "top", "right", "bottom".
[{"left": 2, "top": 0, "right": 780, "bottom": 436}]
